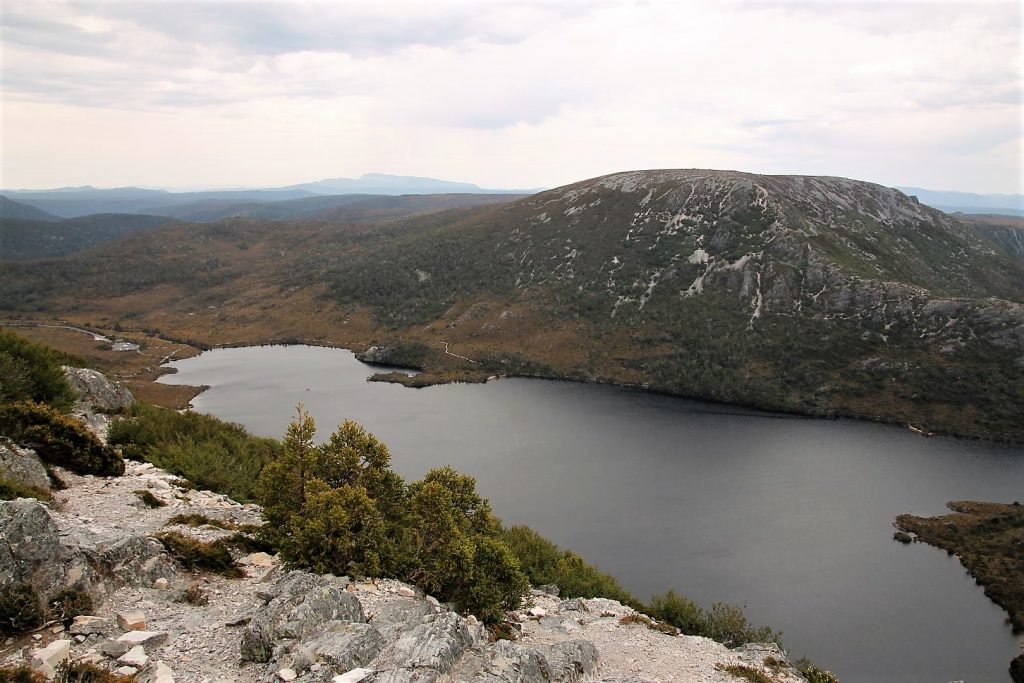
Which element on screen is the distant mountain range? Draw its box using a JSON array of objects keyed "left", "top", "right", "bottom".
[
  {"left": 2, "top": 168, "right": 1021, "bottom": 441},
  {"left": 1, "top": 174, "right": 538, "bottom": 219},
  {"left": 896, "top": 186, "right": 1024, "bottom": 217}
]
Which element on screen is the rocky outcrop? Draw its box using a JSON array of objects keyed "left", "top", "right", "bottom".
[
  {"left": 355, "top": 346, "right": 394, "bottom": 365},
  {"left": 62, "top": 366, "right": 134, "bottom": 441},
  {"left": 0, "top": 498, "right": 96, "bottom": 601},
  {"left": 0, "top": 441, "right": 50, "bottom": 491},
  {"left": 63, "top": 367, "right": 134, "bottom": 413}
]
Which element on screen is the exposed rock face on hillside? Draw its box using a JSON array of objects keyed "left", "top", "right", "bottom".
[
  {"left": 63, "top": 366, "right": 134, "bottom": 441},
  {"left": 326, "top": 170, "right": 1024, "bottom": 440},
  {"left": 1, "top": 417, "right": 816, "bottom": 682}
]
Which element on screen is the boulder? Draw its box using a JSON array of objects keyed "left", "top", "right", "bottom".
[
  {"left": 453, "top": 639, "right": 597, "bottom": 683},
  {"left": 374, "top": 612, "right": 474, "bottom": 681},
  {"left": 31, "top": 639, "right": 71, "bottom": 678},
  {"left": 355, "top": 346, "right": 393, "bottom": 365},
  {"left": 137, "top": 660, "right": 175, "bottom": 683},
  {"left": 85, "top": 533, "right": 178, "bottom": 586},
  {"left": 117, "top": 609, "right": 146, "bottom": 631},
  {"left": 0, "top": 441, "right": 50, "bottom": 491},
  {"left": 305, "top": 622, "right": 385, "bottom": 671},
  {"left": 116, "top": 630, "right": 170, "bottom": 649},
  {"left": 240, "top": 571, "right": 365, "bottom": 663},
  {"left": 333, "top": 669, "right": 374, "bottom": 683},
  {"left": 0, "top": 498, "right": 96, "bottom": 601},
  {"left": 63, "top": 366, "right": 134, "bottom": 412},
  {"left": 118, "top": 645, "right": 150, "bottom": 668},
  {"left": 70, "top": 615, "right": 112, "bottom": 635}
]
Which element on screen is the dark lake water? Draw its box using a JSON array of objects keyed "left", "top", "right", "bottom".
[{"left": 159, "top": 344, "right": 1024, "bottom": 683}]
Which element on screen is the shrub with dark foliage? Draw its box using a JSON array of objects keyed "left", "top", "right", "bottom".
[{"left": 0, "top": 401, "right": 123, "bottom": 476}]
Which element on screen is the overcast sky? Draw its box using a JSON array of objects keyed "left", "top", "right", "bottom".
[{"left": 1, "top": 0, "right": 1020, "bottom": 193}]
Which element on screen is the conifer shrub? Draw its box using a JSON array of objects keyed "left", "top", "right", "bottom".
[
  {"left": 0, "top": 329, "right": 78, "bottom": 411},
  {"left": 0, "top": 401, "right": 123, "bottom": 476},
  {"left": 256, "top": 408, "right": 529, "bottom": 623}
]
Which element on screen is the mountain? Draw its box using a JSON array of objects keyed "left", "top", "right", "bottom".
[
  {"left": 897, "top": 186, "right": 1024, "bottom": 217},
  {"left": 141, "top": 192, "right": 525, "bottom": 223},
  {"left": 1, "top": 187, "right": 316, "bottom": 219},
  {"left": 0, "top": 213, "right": 177, "bottom": 261},
  {"left": 957, "top": 214, "right": 1024, "bottom": 261},
  {"left": 1, "top": 169, "right": 1021, "bottom": 440},
  {"left": 2, "top": 174, "right": 538, "bottom": 219},
  {"left": 286, "top": 172, "right": 538, "bottom": 195},
  {"left": 0, "top": 194, "right": 60, "bottom": 221}
]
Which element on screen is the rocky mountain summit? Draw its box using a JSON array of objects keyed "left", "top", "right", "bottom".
[{"left": 1, "top": 372, "right": 814, "bottom": 683}]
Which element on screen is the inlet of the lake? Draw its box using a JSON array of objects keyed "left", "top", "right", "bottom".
[{"left": 159, "top": 344, "right": 1024, "bottom": 683}]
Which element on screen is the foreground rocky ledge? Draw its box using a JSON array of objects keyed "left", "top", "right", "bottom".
[{"left": 1, "top": 458, "right": 814, "bottom": 683}]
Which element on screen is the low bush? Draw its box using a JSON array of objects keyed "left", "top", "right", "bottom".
[
  {"left": 176, "top": 581, "right": 209, "bottom": 606},
  {"left": 619, "top": 613, "right": 679, "bottom": 635},
  {"left": 134, "top": 489, "right": 166, "bottom": 508},
  {"left": 0, "top": 584, "right": 45, "bottom": 635},
  {"left": 54, "top": 662, "right": 136, "bottom": 683},
  {"left": 166, "top": 513, "right": 235, "bottom": 529},
  {"left": 0, "top": 665, "right": 47, "bottom": 683},
  {"left": 646, "top": 590, "right": 707, "bottom": 636},
  {"left": 704, "top": 602, "right": 783, "bottom": 648},
  {"left": 0, "top": 476, "right": 51, "bottom": 501},
  {"left": 110, "top": 403, "right": 279, "bottom": 501},
  {"left": 500, "top": 524, "right": 637, "bottom": 606},
  {"left": 795, "top": 657, "right": 840, "bottom": 683},
  {"left": 0, "top": 401, "right": 123, "bottom": 476},
  {"left": 714, "top": 663, "right": 773, "bottom": 683},
  {"left": 49, "top": 588, "right": 93, "bottom": 624},
  {"left": 155, "top": 531, "right": 241, "bottom": 577}
]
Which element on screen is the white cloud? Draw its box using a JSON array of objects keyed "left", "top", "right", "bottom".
[{"left": 1, "top": 0, "right": 1020, "bottom": 192}]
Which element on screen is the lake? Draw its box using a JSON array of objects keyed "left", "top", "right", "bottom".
[{"left": 159, "top": 344, "right": 1024, "bottom": 683}]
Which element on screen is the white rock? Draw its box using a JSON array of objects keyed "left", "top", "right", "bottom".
[
  {"left": 426, "top": 596, "right": 440, "bottom": 609},
  {"left": 119, "top": 645, "right": 150, "bottom": 668},
  {"left": 138, "top": 660, "right": 175, "bottom": 683},
  {"left": 333, "top": 668, "right": 374, "bottom": 683},
  {"left": 242, "top": 552, "right": 274, "bottom": 567},
  {"left": 117, "top": 630, "right": 169, "bottom": 649},
  {"left": 74, "top": 635, "right": 86, "bottom": 643},
  {"left": 49, "top": 625, "right": 64, "bottom": 634},
  {"left": 116, "top": 666, "right": 139, "bottom": 676},
  {"left": 466, "top": 615, "right": 479, "bottom": 626},
  {"left": 70, "top": 615, "right": 110, "bottom": 635},
  {"left": 527, "top": 606, "right": 547, "bottom": 618},
  {"left": 117, "top": 609, "right": 146, "bottom": 631},
  {"left": 396, "top": 586, "right": 415, "bottom": 597},
  {"left": 31, "top": 639, "right": 71, "bottom": 678},
  {"left": 277, "top": 668, "right": 297, "bottom": 681},
  {"left": 355, "top": 583, "right": 379, "bottom": 594},
  {"left": 154, "top": 578, "right": 170, "bottom": 589}
]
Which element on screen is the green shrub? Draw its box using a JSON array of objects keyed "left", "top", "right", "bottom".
[
  {"left": 714, "top": 663, "right": 774, "bottom": 683},
  {"left": 704, "top": 602, "right": 783, "bottom": 648},
  {"left": 0, "top": 476, "right": 51, "bottom": 501},
  {"left": 0, "top": 583, "right": 45, "bottom": 635},
  {"left": 500, "top": 524, "right": 638, "bottom": 606},
  {"left": 256, "top": 409, "right": 529, "bottom": 623},
  {"left": 0, "top": 401, "right": 123, "bottom": 476},
  {"left": 166, "top": 513, "right": 235, "bottom": 529},
  {"left": 49, "top": 588, "right": 94, "bottom": 624},
  {"left": 795, "top": 658, "right": 840, "bottom": 683},
  {"left": 155, "top": 531, "right": 241, "bottom": 577},
  {"left": 619, "top": 613, "right": 679, "bottom": 636},
  {"left": 109, "top": 403, "right": 279, "bottom": 501},
  {"left": 647, "top": 590, "right": 707, "bottom": 635},
  {"left": 0, "top": 329, "right": 78, "bottom": 411}
]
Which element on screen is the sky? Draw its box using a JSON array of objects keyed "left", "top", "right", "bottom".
[{"left": 1, "top": 0, "right": 1021, "bottom": 193}]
